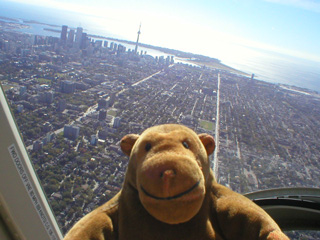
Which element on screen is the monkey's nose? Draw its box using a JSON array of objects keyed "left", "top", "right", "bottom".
[
  {"left": 160, "top": 169, "right": 176, "bottom": 196},
  {"left": 160, "top": 169, "right": 176, "bottom": 179}
]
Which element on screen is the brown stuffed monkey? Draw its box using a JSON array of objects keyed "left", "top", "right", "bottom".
[{"left": 64, "top": 124, "right": 289, "bottom": 240}]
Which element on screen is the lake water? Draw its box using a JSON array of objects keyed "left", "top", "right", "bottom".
[
  {"left": 1, "top": 1, "right": 319, "bottom": 92},
  {"left": 214, "top": 44, "right": 320, "bottom": 92}
]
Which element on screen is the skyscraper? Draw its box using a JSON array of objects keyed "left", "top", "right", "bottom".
[
  {"left": 134, "top": 23, "right": 141, "bottom": 54},
  {"left": 113, "top": 117, "right": 121, "bottom": 128},
  {"left": 64, "top": 125, "right": 80, "bottom": 140},
  {"left": 60, "top": 25, "right": 68, "bottom": 44},
  {"left": 80, "top": 32, "right": 87, "bottom": 49},
  {"left": 75, "top": 27, "right": 83, "bottom": 48},
  {"left": 98, "top": 99, "right": 108, "bottom": 109},
  {"left": 108, "top": 93, "right": 116, "bottom": 107},
  {"left": 60, "top": 80, "right": 75, "bottom": 94},
  {"left": 57, "top": 99, "right": 66, "bottom": 112},
  {"left": 98, "top": 110, "right": 107, "bottom": 121},
  {"left": 67, "top": 29, "right": 75, "bottom": 46}
]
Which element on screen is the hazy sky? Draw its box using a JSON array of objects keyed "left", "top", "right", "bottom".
[{"left": 3, "top": 0, "right": 320, "bottom": 62}]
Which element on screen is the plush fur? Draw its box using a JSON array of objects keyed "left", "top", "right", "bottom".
[{"left": 64, "top": 124, "right": 289, "bottom": 240}]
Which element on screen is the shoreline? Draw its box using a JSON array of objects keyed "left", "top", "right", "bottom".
[{"left": 182, "top": 58, "right": 250, "bottom": 77}]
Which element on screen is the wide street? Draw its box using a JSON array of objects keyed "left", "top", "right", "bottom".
[{"left": 213, "top": 73, "right": 221, "bottom": 180}]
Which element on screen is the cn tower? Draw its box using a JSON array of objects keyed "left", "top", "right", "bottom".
[{"left": 134, "top": 23, "right": 141, "bottom": 54}]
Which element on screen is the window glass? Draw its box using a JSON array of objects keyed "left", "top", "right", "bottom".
[{"left": 1, "top": 0, "right": 319, "bottom": 238}]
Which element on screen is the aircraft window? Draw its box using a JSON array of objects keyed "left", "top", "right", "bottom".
[{"left": 0, "top": 0, "right": 319, "bottom": 239}]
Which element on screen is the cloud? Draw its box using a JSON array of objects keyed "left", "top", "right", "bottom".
[{"left": 264, "top": 0, "right": 320, "bottom": 13}]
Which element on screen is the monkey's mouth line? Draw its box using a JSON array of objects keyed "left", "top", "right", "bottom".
[{"left": 140, "top": 180, "right": 201, "bottom": 201}]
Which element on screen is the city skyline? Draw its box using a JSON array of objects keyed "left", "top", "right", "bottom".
[{"left": 1, "top": 0, "right": 320, "bottom": 63}]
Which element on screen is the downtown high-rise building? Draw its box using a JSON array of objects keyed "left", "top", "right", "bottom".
[
  {"left": 60, "top": 25, "right": 68, "bottom": 44},
  {"left": 60, "top": 80, "right": 75, "bottom": 94},
  {"left": 64, "top": 125, "right": 80, "bottom": 141},
  {"left": 75, "top": 27, "right": 83, "bottom": 48},
  {"left": 80, "top": 32, "right": 88, "bottom": 49},
  {"left": 67, "top": 29, "right": 75, "bottom": 46},
  {"left": 113, "top": 117, "right": 121, "bottom": 128},
  {"left": 98, "top": 110, "right": 107, "bottom": 121}
]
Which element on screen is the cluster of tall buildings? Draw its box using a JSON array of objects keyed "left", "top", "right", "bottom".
[
  {"left": 60, "top": 25, "right": 87, "bottom": 49},
  {"left": 59, "top": 24, "right": 144, "bottom": 56}
]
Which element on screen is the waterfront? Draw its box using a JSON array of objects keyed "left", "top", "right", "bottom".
[
  {"left": 1, "top": 1, "right": 320, "bottom": 92},
  {"left": 216, "top": 44, "right": 320, "bottom": 92}
]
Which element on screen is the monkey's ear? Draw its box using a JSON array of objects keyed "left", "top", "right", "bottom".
[
  {"left": 198, "top": 133, "right": 215, "bottom": 156},
  {"left": 120, "top": 134, "right": 139, "bottom": 156}
]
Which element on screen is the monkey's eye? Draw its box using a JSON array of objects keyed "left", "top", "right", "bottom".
[
  {"left": 145, "top": 143, "right": 152, "bottom": 152},
  {"left": 182, "top": 141, "right": 189, "bottom": 149}
]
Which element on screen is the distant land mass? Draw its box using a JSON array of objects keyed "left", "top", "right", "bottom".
[
  {"left": 23, "top": 20, "right": 60, "bottom": 28},
  {"left": 0, "top": 16, "right": 19, "bottom": 22}
]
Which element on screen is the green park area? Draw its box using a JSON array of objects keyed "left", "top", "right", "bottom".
[
  {"left": 0, "top": 81, "right": 18, "bottom": 91},
  {"left": 2, "top": 85, "right": 14, "bottom": 91},
  {"left": 107, "top": 109, "right": 117, "bottom": 117},
  {"left": 199, "top": 119, "right": 214, "bottom": 131},
  {"left": 36, "top": 78, "right": 52, "bottom": 85}
]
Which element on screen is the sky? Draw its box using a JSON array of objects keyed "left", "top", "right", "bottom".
[{"left": 2, "top": 0, "right": 320, "bottom": 62}]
